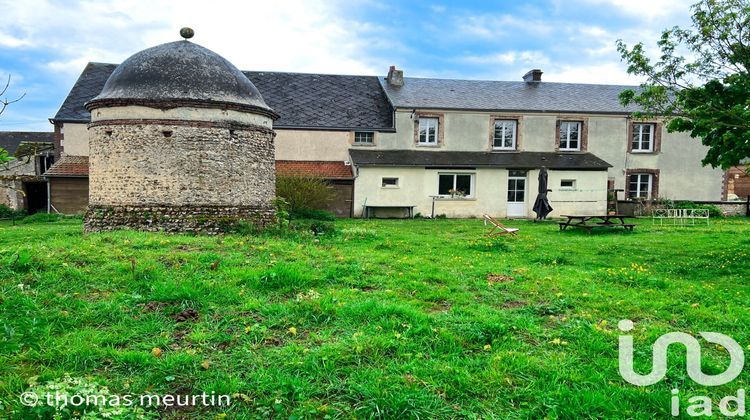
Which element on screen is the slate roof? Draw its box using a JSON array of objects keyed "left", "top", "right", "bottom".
[
  {"left": 349, "top": 150, "right": 612, "bottom": 170},
  {"left": 52, "top": 64, "right": 394, "bottom": 130},
  {"left": 379, "top": 77, "right": 640, "bottom": 114},
  {"left": 0, "top": 132, "right": 55, "bottom": 156},
  {"left": 44, "top": 155, "right": 89, "bottom": 177},
  {"left": 276, "top": 160, "right": 353, "bottom": 179}
]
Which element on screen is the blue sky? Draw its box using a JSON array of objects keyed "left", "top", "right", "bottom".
[{"left": 0, "top": 0, "right": 693, "bottom": 132}]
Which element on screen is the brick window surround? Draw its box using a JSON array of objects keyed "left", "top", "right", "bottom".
[
  {"left": 488, "top": 115, "right": 523, "bottom": 151},
  {"left": 413, "top": 112, "right": 445, "bottom": 147},
  {"left": 625, "top": 168, "right": 660, "bottom": 200},
  {"left": 555, "top": 117, "right": 588, "bottom": 152},
  {"left": 627, "top": 121, "right": 662, "bottom": 153}
]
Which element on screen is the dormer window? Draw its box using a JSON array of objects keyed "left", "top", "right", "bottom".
[
  {"left": 418, "top": 117, "right": 439, "bottom": 145},
  {"left": 354, "top": 131, "right": 374, "bottom": 145}
]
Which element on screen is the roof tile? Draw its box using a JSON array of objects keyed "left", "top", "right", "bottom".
[
  {"left": 44, "top": 155, "right": 89, "bottom": 177},
  {"left": 276, "top": 160, "right": 353, "bottom": 179}
]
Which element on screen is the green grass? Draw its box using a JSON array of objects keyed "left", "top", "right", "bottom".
[{"left": 1, "top": 216, "right": 749, "bottom": 418}]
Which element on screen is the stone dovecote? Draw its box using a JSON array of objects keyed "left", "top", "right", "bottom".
[{"left": 83, "top": 29, "right": 278, "bottom": 233}]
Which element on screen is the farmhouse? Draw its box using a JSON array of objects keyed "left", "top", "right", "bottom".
[{"left": 45, "top": 38, "right": 729, "bottom": 219}]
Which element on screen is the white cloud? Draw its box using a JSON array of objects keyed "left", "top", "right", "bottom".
[
  {"left": 576, "top": 0, "right": 691, "bottom": 19},
  {"left": 456, "top": 14, "right": 553, "bottom": 39},
  {"left": 0, "top": 0, "right": 389, "bottom": 78},
  {"left": 461, "top": 50, "right": 550, "bottom": 66}
]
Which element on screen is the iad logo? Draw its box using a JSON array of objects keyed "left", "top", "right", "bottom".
[
  {"left": 617, "top": 319, "right": 746, "bottom": 417},
  {"left": 618, "top": 319, "right": 744, "bottom": 386}
]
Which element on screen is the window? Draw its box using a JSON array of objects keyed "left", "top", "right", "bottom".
[
  {"left": 631, "top": 123, "right": 654, "bottom": 152},
  {"left": 629, "top": 173, "right": 653, "bottom": 199},
  {"left": 381, "top": 177, "right": 399, "bottom": 188},
  {"left": 354, "top": 131, "right": 374, "bottom": 144},
  {"left": 438, "top": 173, "right": 473, "bottom": 197},
  {"left": 493, "top": 120, "right": 517, "bottom": 150},
  {"left": 560, "top": 179, "right": 576, "bottom": 189},
  {"left": 418, "top": 118, "right": 439, "bottom": 145},
  {"left": 559, "top": 121, "right": 581, "bottom": 151}
]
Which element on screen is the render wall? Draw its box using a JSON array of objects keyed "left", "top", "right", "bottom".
[
  {"left": 353, "top": 166, "right": 607, "bottom": 218},
  {"left": 366, "top": 110, "right": 724, "bottom": 201}
]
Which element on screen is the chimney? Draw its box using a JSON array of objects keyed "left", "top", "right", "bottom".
[
  {"left": 387, "top": 65, "right": 404, "bottom": 87},
  {"left": 523, "top": 69, "right": 543, "bottom": 83}
]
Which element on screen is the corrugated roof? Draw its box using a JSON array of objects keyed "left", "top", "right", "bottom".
[
  {"left": 44, "top": 155, "right": 89, "bottom": 177},
  {"left": 52, "top": 63, "right": 394, "bottom": 130},
  {"left": 379, "top": 77, "right": 640, "bottom": 114},
  {"left": 349, "top": 149, "right": 612, "bottom": 170},
  {"left": 276, "top": 160, "right": 353, "bottom": 179},
  {"left": 0, "top": 131, "right": 55, "bottom": 156}
]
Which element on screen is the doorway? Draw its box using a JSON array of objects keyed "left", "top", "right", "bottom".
[
  {"left": 23, "top": 182, "right": 48, "bottom": 214},
  {"left": 507, "top": 170, "right": 527, "bottom": 217}
]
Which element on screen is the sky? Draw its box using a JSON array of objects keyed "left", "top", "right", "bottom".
[{"left": 0, "top": 0, "right": 695, "bottom": 132}]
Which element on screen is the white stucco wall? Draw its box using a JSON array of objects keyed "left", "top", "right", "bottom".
[
  {"left": 353, "top": 166, "right": 608, "bottom": 218},
  {"left": 275, "top": 130, "right": 352, "bottom": 161},
  {"left": 61, "top": 123, "right": 90, "bottom": 156},
  {"left": 370, "top": 109, "right": 724, "bottom": 201}
]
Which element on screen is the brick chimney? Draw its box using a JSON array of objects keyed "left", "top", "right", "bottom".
[
  {"left": 386, "top": 65, "right": 404, "bottom": 87},
  {"left": 523, "top": 69, "right": 543, "bottom": 83}
]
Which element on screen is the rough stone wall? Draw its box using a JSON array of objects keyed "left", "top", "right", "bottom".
[
  {"left": 89, "top": 123, "right": 275, "bottom": 207},
  {"left": 85, "top": 122, "right": 276, "bottom": 233},
  {"left": 85, "top": 205, "right": 275, "bottom": 234}
]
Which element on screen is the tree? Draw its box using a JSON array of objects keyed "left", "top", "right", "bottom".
[
  {"left": 0, "top": 74, "right": 25, "bottom": 164},
  {"left": 617, "top": 0, "right": 750, "bottom": 170}
]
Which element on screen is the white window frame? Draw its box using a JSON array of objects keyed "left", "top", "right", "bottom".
[
  {"left": 381, "top": 177, "right": 399, "bottom": 188},
  {"left": 493, "top": 120, "right": 517, "bottom": 150},
  {"left": 560, "top": 179, "right": 576, "bottom": 190},
  {"left": 418, "top": 117, "right": 439, "bottom": 145},
  {"left": 354, "top": 131, "right": 374, "bottom": 145},
  {"left": 559, "top": 121, "right": 581, "bottom": 151},
  {"left": 629, "top": 173, "right": 653, "bottom": 199},
  {"left": 437, "top": 173, "right": 475, "bottom": 198},
  {"left": 631, "top": 123, "right": 654, "bottom": 153}
]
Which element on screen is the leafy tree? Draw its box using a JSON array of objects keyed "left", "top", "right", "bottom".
[
  {"left": 617, "top": 0, "right": 750, "bottom": 170},
  {"left": 0, "top": 74, "right": 25, "bottom": 164}
]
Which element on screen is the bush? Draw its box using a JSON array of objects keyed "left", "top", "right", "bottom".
[
  {"left": 291, "top": 208, "right": 335, "bottom": 221},
  {"left": 276, "top": 175, "right": 334, "bottom": 214},
  {"left": 673, "top": 201, "right": 724, "bottom": 218},
  {"left": 16, "top": 213, "right": 67, "bottom": 224},
  {"left": 0, "top": 204, "right": 25, "bottom": 219}
]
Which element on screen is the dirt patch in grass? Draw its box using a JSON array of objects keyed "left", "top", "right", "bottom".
[
  {"left": 487, "top": 273, "right": 515, "bottom": 283},
  {"left": 501, "top": 300, "right": 526, "bottom": 309},
  {"left": 171, "top": 308, "right": 199, "bottom": 323}
]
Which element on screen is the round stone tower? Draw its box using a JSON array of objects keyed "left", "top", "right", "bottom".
[{"left": 84, "top": 29, "right": 278, "bottom": 233}]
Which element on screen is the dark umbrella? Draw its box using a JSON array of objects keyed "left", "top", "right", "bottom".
[{"left": 532, "top": 167, "right": 553, "bottom": 220}]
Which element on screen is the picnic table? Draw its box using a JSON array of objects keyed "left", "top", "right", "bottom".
[{"left": 559, "top": 214, "right": 636, "bottom": 233}]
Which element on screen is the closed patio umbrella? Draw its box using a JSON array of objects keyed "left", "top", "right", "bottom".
[{"left": 532, "top": 167, "right": 553, "bottom": 220}]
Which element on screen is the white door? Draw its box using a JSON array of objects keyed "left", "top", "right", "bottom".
[{"left": 507, "top": 171, "right": 527, "bottom": 217}]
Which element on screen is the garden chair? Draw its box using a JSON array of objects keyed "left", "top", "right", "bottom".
[{"left": 483, "top": 214, "right": 519, "bottom": 237}]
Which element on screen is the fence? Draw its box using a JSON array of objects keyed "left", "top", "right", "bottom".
[{"left": 652, "top": 208, "right": 710, "bottom": 225}]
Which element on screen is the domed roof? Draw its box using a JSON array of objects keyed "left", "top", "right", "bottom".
[{"left": 86, "top": 39, "right": 278, "bottom": 119}]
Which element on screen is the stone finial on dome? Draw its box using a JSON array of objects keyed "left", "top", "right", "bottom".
[{"left": 180, "top": 27, "right": 194, "bottom": 40}]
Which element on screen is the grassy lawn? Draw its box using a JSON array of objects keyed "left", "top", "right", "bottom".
[{"left": 1, "top": 216, "right": 749, "bottom": 418}]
